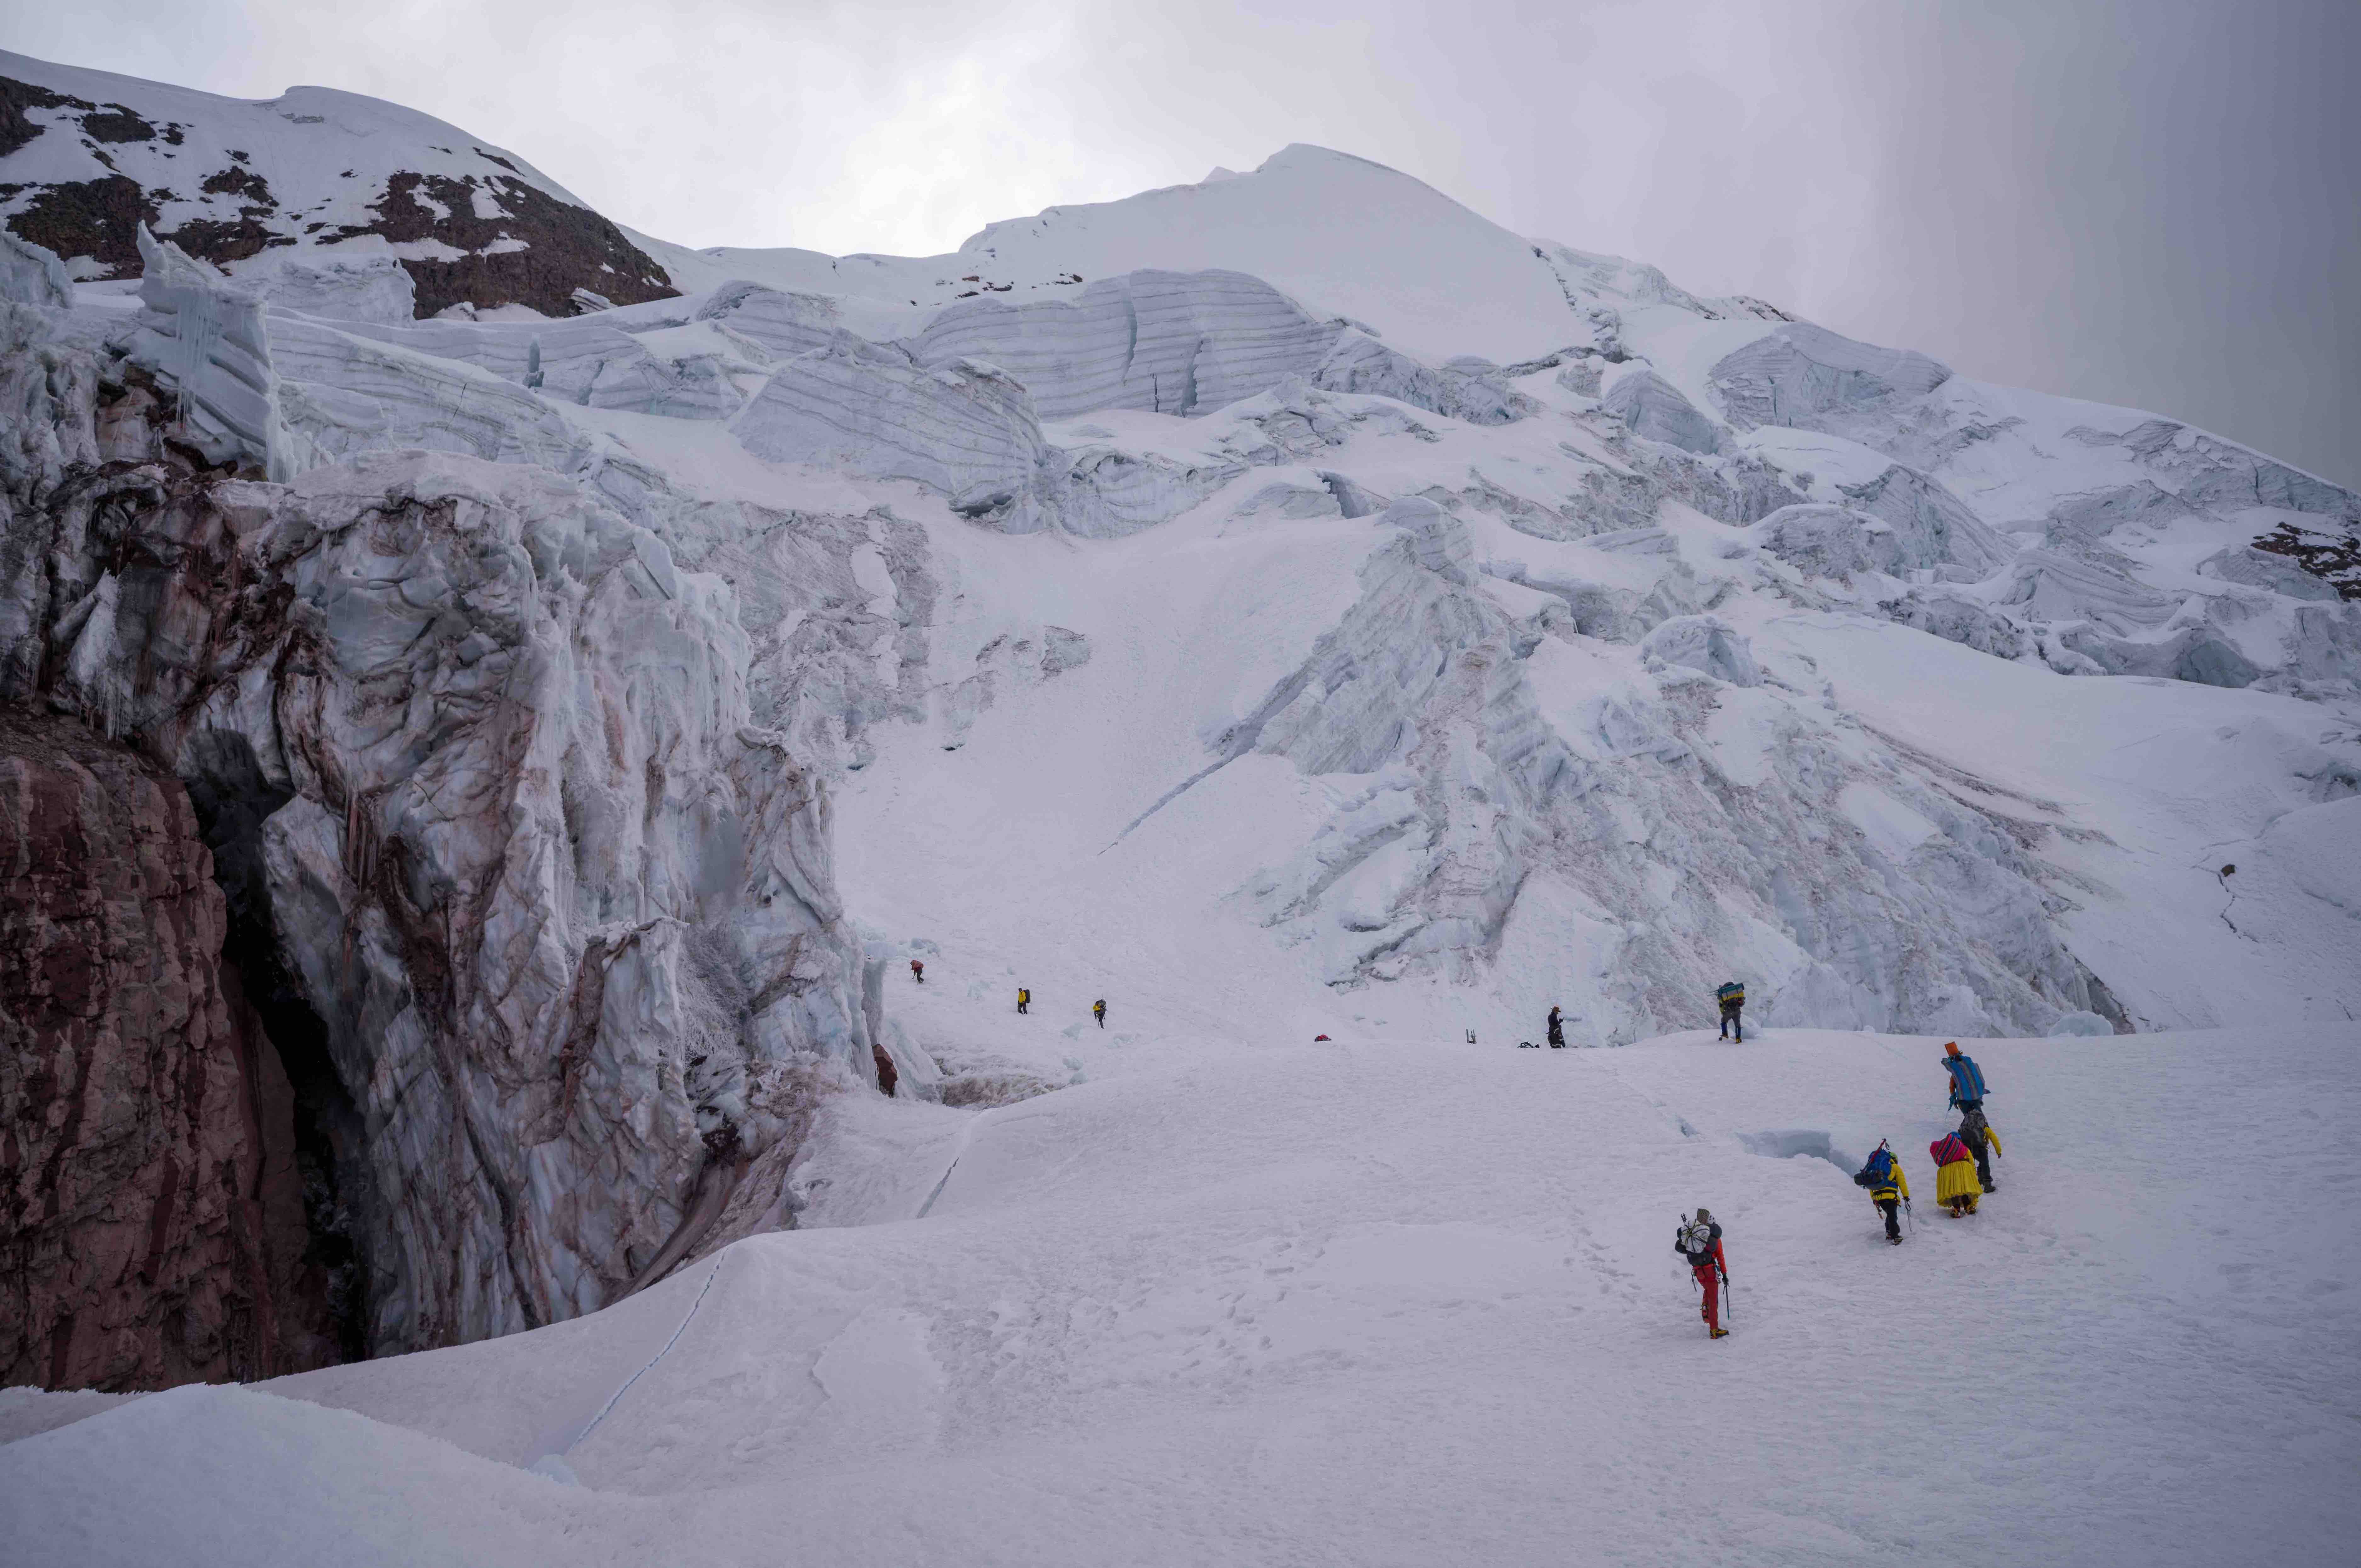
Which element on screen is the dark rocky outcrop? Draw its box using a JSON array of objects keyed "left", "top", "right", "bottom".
[
  {"left": 7, "top": 175, "right": 156, "bottom": 278},
  {"left": 0, "top": 708, "right": 343, "bottom": 1390},
  {"left": 1, "top": 70, "right": 675, "bottom": 317},
  {"left": 337, "top": 171, "right": 676, "bottom": 318},
  {"left": 0, "top": 76, "right": 93, "bottom": 160},
  {"left": 2252, "top": 520, "right": 2361, "bottom": 601}
]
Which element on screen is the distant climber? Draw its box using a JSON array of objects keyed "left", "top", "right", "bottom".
[
  {"left": 1016, "top": 987, "right": 1030, "bottom": 1015},
  {"left": 1093, "top": 998, "right": 1107, "bottom": 1028},
  {"left": 1716, "top": 981, "right": 1745, "bottom": 1041},
  {"left": 1942, "top": 1042, "right": 1997, "bottom": 1191},
  {"left": 1546, "top": 1006, "right": 1566, "bottom": 1049},
  {"left": 1930, "top": 1131, "right": 1981, "bottom": 1216},
  {"left": 1674, "top": 1208, "right": 1730, "bottom": 1339},
  {"left": 910, "top": 958, "right": 925, "bottom": 984},
  {"left": 1853, "top": 1140, "right": 1911, "bottom": 1243}
]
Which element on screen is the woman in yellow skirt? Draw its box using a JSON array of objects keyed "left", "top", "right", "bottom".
[{"left": 1930, "top": 1132, "right": 1981, "bottom": 1215}]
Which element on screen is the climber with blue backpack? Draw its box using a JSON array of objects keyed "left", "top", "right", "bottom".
[
  {"left": 1942, "top": 1041, "right": 1999, "bottom": 1192},
  {"left": 1852, "top": 1140, "right": 1911, "bottom": 1243}
]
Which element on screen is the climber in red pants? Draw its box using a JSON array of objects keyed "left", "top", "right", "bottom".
[{"left": 1673, "top": 1209, "right": 1730, "bottom": 1339}]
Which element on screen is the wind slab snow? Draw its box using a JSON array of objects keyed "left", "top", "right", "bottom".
[{"left": 1, "top": 48, "right": 2358, "bottom": 1568}]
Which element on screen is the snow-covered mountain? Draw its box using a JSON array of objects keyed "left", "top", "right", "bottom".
[
  {"left": 0, "top": 52, "right": 674, "bottom": 315},
  {"left": 2, "top": 50, "right": 2358, "bottom": 1559}
]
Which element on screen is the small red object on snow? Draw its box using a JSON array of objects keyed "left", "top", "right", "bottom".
[{"left": 1313, "top": 1034, "right": 1331, "bottom": 1041}]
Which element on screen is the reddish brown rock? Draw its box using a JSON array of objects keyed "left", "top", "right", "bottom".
[{"left": 0, "top": 708, "right": 337, "bottom": 1390}]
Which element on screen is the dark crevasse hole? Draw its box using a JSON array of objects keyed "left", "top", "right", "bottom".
[
  {"left": 182, "top": 734, "right": 375, "bottom": 1363},
  {"left": 1738, "top": 1129, "right": 1860, "bottom": 1176},
  {"left": 251, "top": 941, "right": 371, "bottom": 1364}
]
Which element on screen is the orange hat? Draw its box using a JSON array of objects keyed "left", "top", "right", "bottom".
[{"left": 1943, "top": 1041, "right": 1962, "bottom": 1056}]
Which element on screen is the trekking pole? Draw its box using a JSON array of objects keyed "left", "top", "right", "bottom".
[{"left": 1720, "top": 1267, "right": 1733, "bottom": 1323}]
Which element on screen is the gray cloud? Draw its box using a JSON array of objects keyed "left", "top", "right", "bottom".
[{"left": 8, "top": 0, "right": 2353, "bottom": 484}]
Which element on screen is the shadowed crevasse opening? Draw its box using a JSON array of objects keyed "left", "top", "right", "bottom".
[
  {"left": 1737, "top": 1129, "right": 1860, "bottom": 1176},
  {"left": 180, "top": 732, "right": 374, "bottom": 1363}
]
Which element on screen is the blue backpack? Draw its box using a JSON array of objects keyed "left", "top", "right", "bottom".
[{"left": 1853, "top": 1147, "right": 1895, "bottom": 1189}]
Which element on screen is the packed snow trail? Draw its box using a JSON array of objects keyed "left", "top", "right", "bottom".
[{"left": 7, "top": 1026, "right": 2357, "bottom": 1566}]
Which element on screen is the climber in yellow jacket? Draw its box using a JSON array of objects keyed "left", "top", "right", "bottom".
[{"left": 1853, "top": 1141, "right": 1911, "bottom": 1244}]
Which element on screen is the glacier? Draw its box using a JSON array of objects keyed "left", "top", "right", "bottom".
[
  {"left": 7, "top": 130, "right": 2360, "bottom": 1353},
  {"left": 1, "top": 48, "right": 2358, "bottom": 1563}
]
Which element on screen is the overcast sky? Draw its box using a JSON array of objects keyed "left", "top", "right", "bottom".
[{"left": 10, "top": 1, "right": 2355, "bottom": 487}]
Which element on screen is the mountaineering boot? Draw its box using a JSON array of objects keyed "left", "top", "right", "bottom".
[{"left": 1710, "top": 1328, "right": 1730, "bottom": 1339}]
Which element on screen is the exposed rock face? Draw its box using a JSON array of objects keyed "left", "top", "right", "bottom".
[
  {"left": 1, "top": 257, "right": 875, "bottom": 1361},
  {"left": 0, "top": 708, "right": 339, "bottom": 1389},
  {"left": 334, "top": 169, "right": 676, "bottom": 319},
  {"left": 0, "top": 57, "right": 675, "bottom": 318},
  {"left": 2249, "top": 521, "right": 2361, "bottom": 601}
]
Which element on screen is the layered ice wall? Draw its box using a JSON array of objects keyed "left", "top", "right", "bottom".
[
  {"left": 126, "top": 226, "right": 294, "bottom": 479},
  {"left": 731, "top": 341, "right": 1051, "bottom": 527},
  {"left": 908, "top": 270, "right": 1338, "bottom": 420}
]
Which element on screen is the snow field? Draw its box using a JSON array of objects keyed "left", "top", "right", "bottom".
[{"left": 8, "top": 1024, "right": 2357, "bottom": 1565}]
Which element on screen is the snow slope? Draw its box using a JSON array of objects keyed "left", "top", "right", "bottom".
[
  {"left": 5, "top": 52, "right": 2361, "bottom": 1547},
  {"left": 9, "top": 1022, "right": 2357, "bottom": 1565}
]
